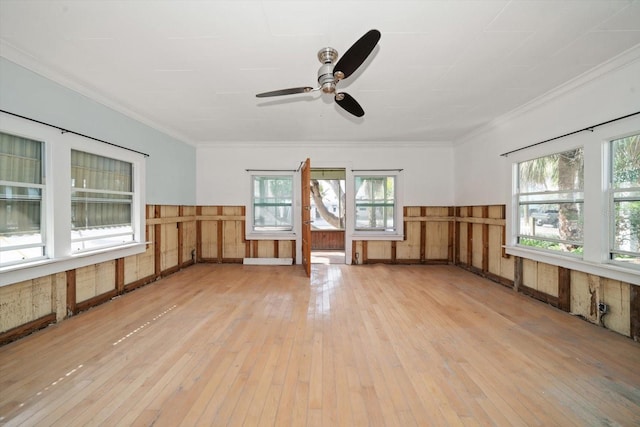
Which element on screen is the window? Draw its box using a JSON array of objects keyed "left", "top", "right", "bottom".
[
  {"left": 251, "top": 175, "right": 293, "bottom": 232},
  {"left": 610, "top": 134, "right": 640, "bottom": 266},
  {"left": 354, "top": 175, "right": 396, "bottom": 232},
  {"left": 71, "top": 150, "right": 134, "bottom": 252},
  {"left": 1, "top": 113, "right": 146, "bottom": 286},
  {"left": 0, "top": 131, "right": 45, "bottom": 266},
  {"left": 516, "top": 148, "right": 584, "bottom": 255}
]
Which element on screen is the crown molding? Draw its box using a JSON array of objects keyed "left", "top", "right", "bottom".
[
  {"left": 454, "top": 43, "right": 640, "bottom": 147},
  {"left": 196, "top": 140, "right": 453, "bottom": 149},
  {"left": 0, "top": 40, "right": 197, "bottom": 147}
]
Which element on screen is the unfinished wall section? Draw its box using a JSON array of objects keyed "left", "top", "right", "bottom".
[
  {"left": 0, "top": 204, "right": 198, "bottom": 345},
  {"left": 356, "top": 204, "right": 638, "bottom": 340},
  {"left": 197, "top": 205, "right": 295, "bottom": 263},
  {"left": 2, "top": 204, "right": 637, "bottom": 344}
]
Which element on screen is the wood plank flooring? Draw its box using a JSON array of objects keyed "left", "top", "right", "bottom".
[{"left": 1, "top": 263, "right": 639, "bottom": 426}]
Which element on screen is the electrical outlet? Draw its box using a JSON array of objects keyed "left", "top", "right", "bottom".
[{"left": 598, "top": 302, "right": 608, "bottom": 314}]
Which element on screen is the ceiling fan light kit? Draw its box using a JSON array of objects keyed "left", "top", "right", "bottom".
[{"left": 256, "top": 29, "right": 381, "bottom": 118}]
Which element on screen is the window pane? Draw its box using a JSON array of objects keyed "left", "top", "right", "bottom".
[
  {"left": 612, "top": 134, "right": 640, "bottom": 189},
  {"left": 71, "top": 150, "right": 134, "bottom": 251},
  {"left": 252, "top": 176, "right": 293, "bottom": 231},
  {"left": 311, "top": 179, "right": 345, "bottom": 230},
  {"left": 610, "top": 134, "right": 640, "bottom": 265},
  {"left": 71, "top": 150, "right": 132, "bottom": 192},
  {"left": 0, "top": 132, "right": 45, "bottom": 265},
  {"left": 517, "top": 148, "right": 584, "bottom": 254},
  {"left": 0, "top": 132, "right": 42, "bottom": 184},
  {"left": 612, "top": 200, "right": 640, "bottom": 255},
  {"left": 518, "top": 148, "right": 583, "bottom": 192},
  {"left": 355, "top": 176, "right": 395, "bottom": 231}
]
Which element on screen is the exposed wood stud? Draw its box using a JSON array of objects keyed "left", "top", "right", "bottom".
[
  {"left": 177, "top": 206, "right": 184, "bottom": 266},
  {"left": 116, "top": 258, "right": 125, "bottom": 294},
  {"left": 420, "top": 207, "right": 426, "bottom": 262},
  {"left": 514, "top": 256, "right": 523, "bottom": 293},
  {"left": 196, "top": 206, "right": 203, "bottom": 262},
  {"left": 66, "top": 269, "right": 76, "bottom": 316},
  {"left": 362, "top": 241, "right": 368, "bottom": 264},
  {"left": 391, "top": 241, "right": 397, "bottom": 263},
  {"left": 217, "top": 206, "right": 223, "bottom": 263},
  {"left": 558, "top": 267, "right": 571, "bottom": 312},
  {"left": 631, "top": 285, "right": 640, "bottom": 342}
]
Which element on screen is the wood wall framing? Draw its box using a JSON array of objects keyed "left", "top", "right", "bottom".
[{"left": 1, "top": 203, "right": 638, "bottom": 345}]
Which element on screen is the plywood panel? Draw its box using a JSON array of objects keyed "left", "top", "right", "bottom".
[
  {"left": 54, "top": 272, "right": 67, "bottom": 322},
  {"left": 161, "top": 222, "right": 179, "bottom": 270},
  {"left": 223, "top": 220, "right": 245, "bottom": 259},
  {"left": 472, "top": 206, "right": 484, "bottom": 217},
  {"left": 488, "top": 205, "right": 504, "bottom": 219},
  {"left": 0, "top": 276, "right": 53, "bottom": 332},
  {"left": 500, "top": 255, "right": 515, "bottom": 282},
  {"left": 396, "top": 221, "right": 420, "bottom": 260},
  {"left": 256, "top": 241, "right": 276, "bottom": 258},
  {"left": 367, "top": 241, "right": 391, "bottom": 260},
  {"left": 601, "top": 279, "right": 631, "bottom": 336},
  {"left": 200, "top": 220, "right": 219, "bottom": 259},
  {"left": 161, "top": 205, "right": 179, "bottom": 218},
  {"left": 487, "top": 225, "right": 503, "bottom": 276},
  {"left": 458, "top": 222, "right": 468, "bottom": 264},
  {"left": 76, "top": 261, "right": 115, "bottom": 303},
  {"left": 426, "top": 222, "right": 449, "bottom": 260},
  {"left": 181, "top": 220, "right": 197, "bottom": 263},
  {"left": 536, "top": 262, "right": 558, "bottom": 297},
  {"left": 279, "top": 241, "right": 293, "bottom": 259},
  {"left": 471, "top": 223, "right": 483, "bottom": 269},
  {"left": 425, "top": 206, "right": 450, "bottom": 217},
  {"left": 522, "top": 259, "right": 538, "bottom": 289},
  {"left": 124, "top": 227, "right": 155, "bottom": 284},
  {"left": 570, "top": 271, "right": 595, "bottom": 321}
]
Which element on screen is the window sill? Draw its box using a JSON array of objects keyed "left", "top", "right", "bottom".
[
  {"left": 245, "top": 232, "right": 297, "bottom": 241},
  {"left": 351, "top": 231, "right": 404, "bottom": 241},
  {"left": 0, "top": 242, "right": 146, "bottom": 287},
  {"left": 505, "top": 245, "right": 640, "bottom": 285}
]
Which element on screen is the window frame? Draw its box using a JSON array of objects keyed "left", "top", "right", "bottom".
[
  {"left": 0, "top": 131, "right": 47, "bottom": 266},
  {"left": 70, "top": 149, "right": 136, "bottom": 253},
  {"left": 515, "top": 148, "right": 585, "bottom": 257},
  {"left": 608, "top": 133, "right": 640, "bottom": 268},
  {"left": 349, "top": 170, "right": 404, "bottom": 241},
  {"left": 245, "top": 171, "right": 297, "bottom": 240},
  {"left": 0, "top": 113, "right": 146, "bottom": 287}
]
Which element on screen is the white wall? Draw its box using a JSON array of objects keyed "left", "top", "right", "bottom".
[
  {"left": 0, "top": 58, "right": 196, "bottom": 205},
  {"left": 453, "top": 48, "right": 640, "bottom": 206},
  {"left": 196, "top": 142, "right": 454, "bottom": 207}
]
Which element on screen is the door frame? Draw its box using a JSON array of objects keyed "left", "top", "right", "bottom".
[{"left": 305, "top": 161, "right": 352, "bottom": 265}]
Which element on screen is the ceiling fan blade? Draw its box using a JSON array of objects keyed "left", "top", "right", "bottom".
[
  {"left": 256, "top": 87, "right": 314, "bottom": 98},
  {"left": 335, "top": 92, "right": 365, "bottom": 117},
  {"left": 333, "top": 29, "right": 381, "bottom": 80}
]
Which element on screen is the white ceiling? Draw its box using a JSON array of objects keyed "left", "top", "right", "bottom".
[{"left": 1, "top": 0, "right": 640, "bottom": 146}]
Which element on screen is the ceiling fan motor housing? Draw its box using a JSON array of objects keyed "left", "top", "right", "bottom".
[{"left": 317, "top": 47, "right": 338, "bottom": 93}]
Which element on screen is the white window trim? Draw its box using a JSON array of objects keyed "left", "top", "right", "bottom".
[
  {"left": 348, "top": 170, "right": 404, "bottom": 241},
  {"left": 0, "top": 113, "right": 146, "bottom": 287},
  {"left": 245, "top": 170, "right": 298, "bottom": 241},
  {"left": 504, "top": 121, "right": 640, "bottom": 286}
]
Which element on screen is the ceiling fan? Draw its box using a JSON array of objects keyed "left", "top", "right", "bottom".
[{"left": 256, "top": 29, "right": 381, "bottom": 117}]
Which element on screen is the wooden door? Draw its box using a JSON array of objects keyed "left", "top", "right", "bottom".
[{"left": 301, "top": 158, "right": 311, "bottom": 277}]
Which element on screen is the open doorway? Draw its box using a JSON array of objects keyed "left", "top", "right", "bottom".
[{"left": 310, "top": 168, "right": 346, "bottom": 264}]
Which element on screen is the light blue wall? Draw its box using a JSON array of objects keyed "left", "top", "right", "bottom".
[{"left": 0, "top": 58, "right": 196, "bottom": 205}]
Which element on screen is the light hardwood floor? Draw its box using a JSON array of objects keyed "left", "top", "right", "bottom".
[{"left": 1, "top": 264, "right": 639, "bottom": 426}]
